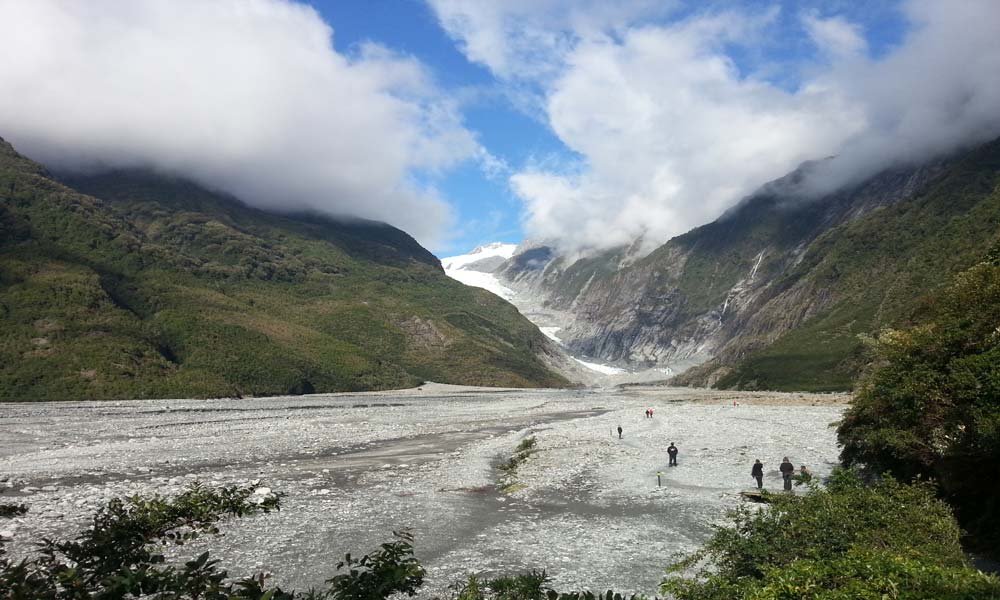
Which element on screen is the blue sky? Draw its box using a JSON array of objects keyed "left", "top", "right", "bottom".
[
  {"left": 310, "top": 0, "right": 569, "bottom": 253},
  {"left": 305, "top": 0, "right": 913, "bottom": 255}
]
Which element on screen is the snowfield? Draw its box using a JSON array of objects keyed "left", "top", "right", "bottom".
[
  {"left": 0, "top": 385, "right": 846, "bottom": 596},
  {"left": 442, "top": 268, "right": 516, "bottom": 300},
  {"left": 572, "top": 357, "right": 627, "bottom": 375},
  {"left": 441, "top": 243, "right": 518, "bottom": 301}
]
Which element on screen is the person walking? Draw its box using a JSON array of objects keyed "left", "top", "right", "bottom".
[
  {"left": 751, "top": 459, "right": 764, "bottom": 489},
  {"left": 780, "top": 457, "right": 795, "bottom": 491},
  {"left": 667, "top": 442, "right": 679, "bottom": 466},
  {"left": 617, "top": 425, "right": 623, "bottom": 439}
]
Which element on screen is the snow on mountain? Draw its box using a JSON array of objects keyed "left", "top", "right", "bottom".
[
  {"left": 539, "top": 326, "right": 562, "bottom": 342},
  {"left": 440, "top": 242, "right": 516, "bottom": 271},
  {"left": 573, "top": 358, "right": 627, "bottom": 375},
  {"left": 445, "top": 268, "right": 516, "bottom": 300},
  {"left": 440, "top": 243, "right": 518, "bottom": 300}
]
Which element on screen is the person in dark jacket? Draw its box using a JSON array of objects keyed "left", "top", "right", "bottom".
[
  {"left": 779, "top": 457, "right": 795, "bottom": 491},
  {"left": 617, "top": 425, "right": 623, "bottom": 439},
  {"left": 667, "top": 442, "right": 679, "bottom": 466},
  {"left": 751, "top": 459, "right": 764, "bottom": 489}
]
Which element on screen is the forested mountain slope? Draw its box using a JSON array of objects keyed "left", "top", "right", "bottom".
[
  {"left": 0, "top": 136, "right": 568, "bottom": 400},
  {"left": 495, "top": 139, "right": 1000, "bottom": 391}
]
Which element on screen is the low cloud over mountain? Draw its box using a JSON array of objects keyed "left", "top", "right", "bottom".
[
  {"left": 431, "top": 0, "right": 1000, "bottom": 254},
  {"left": 0, "top": 0, "right": 481, "bottom": 247}
]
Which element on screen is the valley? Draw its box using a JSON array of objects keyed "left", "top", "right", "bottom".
[
  {"left": 0, "top": 385, "right": 846, "bottom": 595},
  {"left": 444, "top": 139, "right": 1000, "bottom": 392}
]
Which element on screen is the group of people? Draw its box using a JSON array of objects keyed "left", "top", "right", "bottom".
[
  {"left": 619, "top": 413, "right": 811, "bottom": 492},
  {"left": 753, "top": 457, "right": 811, "bottom": 491}
]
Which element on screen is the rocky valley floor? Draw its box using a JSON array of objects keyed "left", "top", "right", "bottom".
[{"left": 0, "top": 385, "right": 847, "bottom": 596}]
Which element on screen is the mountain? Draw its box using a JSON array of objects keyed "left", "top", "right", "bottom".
[
  {"left": 491, "top": 138, "right": 1000, "bottom": 391},
  {"left": 440, "top": 243, "right": 517, "bottom": 300},
  {"left": 0, "top": 136, "right": 569, "bottom": 401}
]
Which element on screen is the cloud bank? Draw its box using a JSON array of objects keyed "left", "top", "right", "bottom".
[
  {"left": 0, "top": 0, "right": 478, "bottom": 247},
  {"left": 431, "top": 0, "right": 1000, "bottom": 254}
]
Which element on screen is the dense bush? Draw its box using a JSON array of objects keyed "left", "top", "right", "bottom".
[
  {"left": 1, "top": 482, "right": 284, "bottom": 598},
  {"left": 660, "top": 469, "right": 1000, "bottom": 600},
  {"left": 0, "top": 483, "right": 433, "bottom": 600},
  {"left": 837, "top": 252, "right": 1000, "bottom": 548}
]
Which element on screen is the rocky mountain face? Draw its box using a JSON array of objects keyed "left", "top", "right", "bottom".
[
  {"left": 491, "top": 139, "right": 1000, "bottom": 391},
  {"left": 0, "top": 136, "right": 569, "bottom": 400}
]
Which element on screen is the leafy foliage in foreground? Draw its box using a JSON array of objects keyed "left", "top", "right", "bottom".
[
  {"left": 0, "top": 483, "right": 431, "bottom": 600},
  {"left": 0, "top": 136, "right": 567, "bottom": 400},
  {"left": 0, "top": 482, "right": 284, "bottom": 598},
  {"left": 838, "top": 250, "right": 1000, "bottom": 549},
  {"left": 660, "top": 470, "right": 1000, "bottom": 600},
  {"left": 3, "top": 476, "right": 999, "bottom": 600}
]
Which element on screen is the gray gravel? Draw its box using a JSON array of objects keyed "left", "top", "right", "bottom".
[{"left": 0, "top": 384, "right": 845, "bottom": 596}]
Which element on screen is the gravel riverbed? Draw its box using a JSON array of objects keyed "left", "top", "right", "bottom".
[{"left": 0, "top": 384, "right": 847, "bottom": 596}]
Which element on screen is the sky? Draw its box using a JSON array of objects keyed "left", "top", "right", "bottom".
[{"left": 1, "top": 1, "right": 999, "bottom": 256}]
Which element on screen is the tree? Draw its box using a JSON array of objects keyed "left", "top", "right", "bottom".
[{"left": 837, "top": 250, "right": 1000, "bottom": 549}]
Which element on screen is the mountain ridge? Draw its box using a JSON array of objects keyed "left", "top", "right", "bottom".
[
  {"left": 0, "top": 136, "right": 570, "bottom": 400},
  {"left": 486, "top": 138, "right": 1000, "bottom": 391}
]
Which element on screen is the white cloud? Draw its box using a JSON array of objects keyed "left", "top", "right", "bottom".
[
  {"left": 804, "top": 0, "right": 1000, "bottom": 195},
  {"left": 429, "top": 0, "right": 673, "bottom": 81},
  {"left": 802, "top": 12, "right": 867, "bottom": 60},
  {"left": 514, "top": 12, "right": 863, "bottom": 253},
  {"left": 431, "top": 0, "right": 1000, "bottom": 255},
  {"left": 0, "top": 0, "right": 480, "bottom": 247}
]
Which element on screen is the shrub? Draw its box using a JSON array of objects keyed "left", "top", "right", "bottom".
[
  {"left": 0, "top": 481, "right": 285, "bottom": 599},
  {"left": 660, "top": 469, "right": 1000, "bottom": 600},
  {"left": 837, "top": 254, "right": 1000, "bottom": 548}
]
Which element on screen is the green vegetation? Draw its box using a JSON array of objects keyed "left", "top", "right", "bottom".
[
  {"left": 6, "top": 476, "right": 997, "bottom": 600},
  {"left": 716, "top": 138, "right": 1000, "bottom": 391},
  {"left": 0, "top": 483, "right": 427, "bottom": 599},
  {"left": 0, "top": 482, "right": 285, "bottom": 598},
  {"left": 452, "top": 571, "right": 642, "bottom": 600},
  {"left": 498, "top": 435, "right": 537, "bottom": 492},
  {"left": 837, "top": 250, "right": 1000, "bottom": 549},
  {"left": 661, "top": 470, "right": 1000, "bottom": 600},
  {"left": 0, "top": 503, "right": 27, "bottom": 518},
  {"left": 0, "top": 136, "right": 568, "bottom": 400}
]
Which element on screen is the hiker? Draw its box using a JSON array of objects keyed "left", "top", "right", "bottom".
[
  {"left": 649, "top": 409, "right": 654, "bottom": 418},
  {"left": 667, "top": 442, "right": 678, "bottom": 466},
  {"left": 751, "top": 459, "right": 764, "bottom": 489},
  {"left": 617, "top": 425, "right": 623, "bottom": 439},
  {"left": 645, "top": 409, "right": 650, "bottom": 418},
  {"left": 780, "top": 457, "right": 795, "bottom": 491}
]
